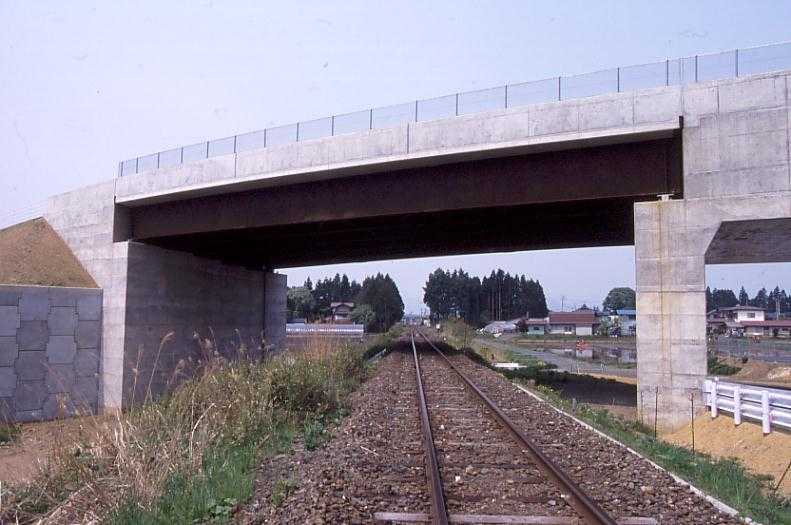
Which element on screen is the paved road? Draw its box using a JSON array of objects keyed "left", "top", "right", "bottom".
[{"left": 472, "top": 335, "right": 637, "bottom": 379}]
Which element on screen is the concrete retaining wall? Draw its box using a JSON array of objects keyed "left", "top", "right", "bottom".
[
  {"left": 121, "top": 242, "right": 268, "bottom": 408},
  {"left": 0, "top": 285, "right": 102, "bottom": 422}
]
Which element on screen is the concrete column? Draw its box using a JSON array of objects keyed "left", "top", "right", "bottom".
[
  {"left": 634, "top": 199, "right": 707, "bottom": 431},
  {"left": 263, "top": 272, "right": 287, "bottom": 351}
]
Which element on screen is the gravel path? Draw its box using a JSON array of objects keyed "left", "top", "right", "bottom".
[{"left": 239, "top": 340, "right": 743, "bottom": 524}]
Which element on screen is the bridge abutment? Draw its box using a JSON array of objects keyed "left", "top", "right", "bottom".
[{"left": 45, "top": 184, "right": 287, "bottom": 410}]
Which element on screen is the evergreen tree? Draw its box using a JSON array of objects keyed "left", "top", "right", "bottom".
[
  {"left": 711, "top": 288, "right": 738, "bottom": 309},
  {"left": 357, "top": 273, "right": 404, "bottom": 331},
  {"left": 738, "top": 286, "right": 749, "bottom": 306},
  {"left": 750, "top": 287, "right": 769, "bottom": 309},
  {"left": 423, "top": 268, "right": 547, "bottom": 326}
]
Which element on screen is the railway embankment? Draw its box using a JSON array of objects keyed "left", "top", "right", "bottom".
[{"left": 244, "top": 334, "right": 790, "bottom": 524}]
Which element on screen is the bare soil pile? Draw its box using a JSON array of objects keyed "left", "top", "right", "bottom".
[
  {"left": 664, "top": 415, "right": 791, "bottom": 496},
  {"left": 718, "top": 357, "right": 791, "bottom": 387},
  {"left": 0, "top": 218, "right": 96, "bottom": 287}
]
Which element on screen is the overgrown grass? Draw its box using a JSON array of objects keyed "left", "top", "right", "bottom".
[
  {"left": 0, "top": 422, "right": 21, "bottom": 444},
  {"left": 3, "top": 329, "right": 400, "bottom": 524},
  {"left": 270, "top": 477, "right": 297, "bottom": 507},
  {"left": 529, "top": 384, "right": 791, "bottom": 524}
]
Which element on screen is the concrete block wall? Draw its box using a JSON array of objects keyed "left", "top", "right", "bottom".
[{"left": 0, "top": 285, "right": 101, "bottom": 422}]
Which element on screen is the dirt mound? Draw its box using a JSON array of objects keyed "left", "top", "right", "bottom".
[
  {"left": 0, "top": 218, "right": 96, "bottom": 287},
  {"left": 721, "top": 357, "right": 791, "bottom": 387},
  {"left": 664, "top": 415, "right": 791, "bottom": 496}
]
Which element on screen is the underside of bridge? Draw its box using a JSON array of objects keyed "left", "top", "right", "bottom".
[{"left": 120, "top": 135, "right": 682, "bottom": 268}]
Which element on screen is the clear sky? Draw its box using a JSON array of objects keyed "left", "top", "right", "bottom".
[{"left": 2, "top": 1, "right": 791, "bottom": 313}]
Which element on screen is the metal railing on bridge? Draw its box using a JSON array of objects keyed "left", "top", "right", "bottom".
[{"left": 118, "top": 40, "right": 791, "bottom": 178}]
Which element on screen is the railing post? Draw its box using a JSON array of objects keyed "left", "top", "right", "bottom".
[
  {"left": 711, "top": 379, "right": 718, "bottom": 417},
  {"left": 616, "top": 67, "right": 620, "bottom": 93},
  {"left": 733, "top": 385, "right": 741, "bottom": 425},
  {"left": 414, "top": 100, "right": 419, "bottom": 122},
  {"left": 296, "top": 122, "right": 300, "bottom": 142},
  {"left": 455, "top": 93, "right": 459, "bottom": 116},
  {"left": 180, "top": 147, "right": 184, "bottom": 163},
  {"left": 762, "top": 390, "right": 771, "bottom": 434},
  {"left": 135, "top": 157, "right": 139, "bottom": 174},
  {"left": 665, "top": 59, "right": 669, "bottom": 86},
  {"left": 156, "top": 152, "right": 160, "bottom": 169},
  {"left": 263, "top": 128, "right": 267, "bottom": 148},
  {"left": 557, "top": 76, "right": 562, "bottom": 101},
  {"left": 205, "top": 141, "right": 209, "bottom": 158},
  {"left": 504, "top": 84, "right": 509, "bottom": 108},
  {"left": 331, "top": 115, "right": 335, "bottom": 136},
  {"left": 369, "top": 108, "right": 373, "bottom": 129},
  {"left": 735, "top": 48, "right": 739, "bottom": 77},
  {"left": 233, "top": 135, "right": 237, "bottom": 154},
  {"left": 694, "top": 55, "right": 699, "bottom": 83}
]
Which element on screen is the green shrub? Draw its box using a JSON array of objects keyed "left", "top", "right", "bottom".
[
  {"left": 0, "top": 423, "right": 20, "bottom": 444},
  {"left": 708, "top": 354, "right": 741, "bottom": 375}
]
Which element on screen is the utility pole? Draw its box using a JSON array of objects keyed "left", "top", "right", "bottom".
[{"left": 777, "top": 297, "right": 781, "bottom": 319}]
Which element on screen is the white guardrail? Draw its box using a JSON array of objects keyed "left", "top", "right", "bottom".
[{"left": 703, "top": 378, "right": 791, "bottom": 434}]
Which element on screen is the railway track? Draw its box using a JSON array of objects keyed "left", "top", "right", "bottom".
[{"left": 375, "top": 331, "right": 657, "bottom": 525}]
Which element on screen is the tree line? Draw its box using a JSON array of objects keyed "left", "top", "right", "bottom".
[
  {"left": 707, "top": 285, "right": 791, "bottom": 313},
  {"left": 423, "top": 268, "right": 548, "bottom": 326},
  {"left": 287, "top": 273, "right": 404, "bottom": 332}
]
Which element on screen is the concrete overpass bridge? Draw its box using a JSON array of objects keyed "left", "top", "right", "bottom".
[{"left": 42, "top": 43, "right": 791, "bottom": 429}]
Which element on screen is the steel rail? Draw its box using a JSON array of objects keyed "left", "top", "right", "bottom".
[
  {"left": 416, "top": 331, "right": 618, "bottom": 525},
  {"left": 411, "top": 332, "right": 450, "bottom": 525}
]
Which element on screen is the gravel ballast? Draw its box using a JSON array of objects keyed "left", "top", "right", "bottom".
[{"left": 240, "top": 341, "right": 743, "bottom": 524}]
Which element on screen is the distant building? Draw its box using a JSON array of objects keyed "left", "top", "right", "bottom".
[
  {"left": 709, "top": 305, "right": 765, "bottom": 322},
  {"left": 615, "top": 309, "right": 637, "bottom": 335},
  {"left": 521, "top": 318, "right": 548, "bottom": 336},
  {"left": 483, "top": 320, "right": 518, "bottom": 335},
  {"left": 518, "top": 311, "right": 599, "bottom": 336},
  {"left": 329, "top": 302, "right": 354, "bottom": 323},
  {"left": 707, "top": 305, "right": 791, "bottom": 337},
  {"left": 547, "top": 311, "right": 598, "bottom": 336},
  {"left": 740, "top": 320, "right": 791, "bottom": 338}
]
